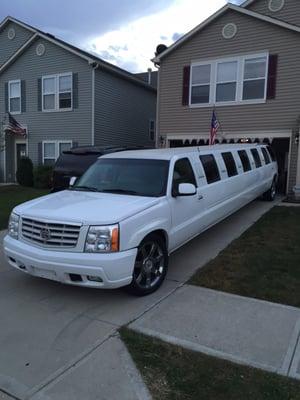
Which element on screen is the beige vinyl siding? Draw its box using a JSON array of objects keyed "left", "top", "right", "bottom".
[
  {"left": 248, "top": 0, "right": 300, "bottom": 27},
  {"left": 0, "top": 22, "right": 33, "bottom": 66},
  {"left": 158, "top": 10, "right": 300, "bottom": 136}
]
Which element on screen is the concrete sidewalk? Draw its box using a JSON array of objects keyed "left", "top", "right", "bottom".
[{"left": 130, "top": 285, "right": 300, "bottom": 379}]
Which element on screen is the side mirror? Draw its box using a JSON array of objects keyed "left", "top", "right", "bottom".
[
  {"left": 69, "top": 176, "right": 77, "bottom": 187},
  {"left": 177, "top": 183, "right": 197, "bottom": 196}
]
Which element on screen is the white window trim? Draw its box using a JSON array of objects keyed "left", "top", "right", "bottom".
[
  {"left": 189, "top": 52, "right": 269, "bottom": 108},
  {"left": 8, "top": 79, "right": 21, "bottom": 114},
  {"left": 42, "top": 140, "right": 72, "bottom": 164},
  {"left": 42, "top": 72, "right": 73, "bottom": 112}
]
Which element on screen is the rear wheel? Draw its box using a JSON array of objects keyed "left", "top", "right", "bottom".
[
  {"left": 263, "top": 178, "right": 277, "bottom": 201},
  {"left": 127, "top": 234, "right": 168, "bottom": 296}
]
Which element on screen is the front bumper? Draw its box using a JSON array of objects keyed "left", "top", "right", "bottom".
[{"left": 3, "top": 235, "right": 137, "bottom": 289}]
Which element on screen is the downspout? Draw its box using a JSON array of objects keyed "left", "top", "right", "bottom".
[
  {"left": 90, "top": 62, "right": 99, "bottom": 146},
  {"left": 155, "top": 65, "right": 161, "bottom": 149}
]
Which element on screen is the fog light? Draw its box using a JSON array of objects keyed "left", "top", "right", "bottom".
[{"left": 87, "top": 276, "right": 103, "bottom": 283}]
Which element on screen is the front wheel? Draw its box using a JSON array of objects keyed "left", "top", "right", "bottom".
[
  {"left": 263, "top": 178, "right": 277, "bottom": 201},
  {"left": 126, "top": 234, "right": 168, "bottom": 296}
]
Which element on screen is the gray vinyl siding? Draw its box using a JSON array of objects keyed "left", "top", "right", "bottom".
[
  {"left": 0, "top": 22, "right": 33, "bottom": 66},
  {"left": 0, "top": 38, "right": 92, "bottom": 181},
  {"left": 94, "top": 68, "right": 156, "bottom": 147},
  {"left": 288, "top": 130, "right": 298, "bottom": 192},
  {"left": 248, "top": 0, "right": 300, "bottom": 27},
  {"left": 158, "top": 9, "right": 300, "bottom": 135}
]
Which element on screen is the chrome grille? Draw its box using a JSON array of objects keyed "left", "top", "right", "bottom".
[{"left": 21, "top": 218, "right": 81, "bottom": 248}]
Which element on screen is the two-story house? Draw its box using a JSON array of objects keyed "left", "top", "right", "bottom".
[
  {"left": 0, "top": 16, "right": 156, "bottom": 183},
  {"left": 153, "top": 0, "right": 300, "bottom": 196}
]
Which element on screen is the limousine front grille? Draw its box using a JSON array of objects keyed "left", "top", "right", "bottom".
[{"left": 21, "top": 218, "right": 81, "bottom": 248}]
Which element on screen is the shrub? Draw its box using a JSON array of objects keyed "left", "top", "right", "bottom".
[
  {"left": 16, "top": 157, "right": 33, "bottom": 187},
  {"left": 33, "top": 165, "right": 53, "bottom": 189}
]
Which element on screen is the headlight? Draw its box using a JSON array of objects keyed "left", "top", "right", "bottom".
[
  {"left": 85, "top": 224, "right": 119, "bottom": 253},
  {"left": 8, "top": 212, "right": 19, "bottom": 239}
]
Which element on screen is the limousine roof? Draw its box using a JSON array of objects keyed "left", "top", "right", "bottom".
[{"left": 102, "top": 144, "right": 264, "bottom": 161}]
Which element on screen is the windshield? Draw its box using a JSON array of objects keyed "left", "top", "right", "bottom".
[{"left": 71, "top": 158, "right": 170, "bottom": 197}]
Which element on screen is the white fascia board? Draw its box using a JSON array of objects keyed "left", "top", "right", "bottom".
[{"left": 153, "top": 3, "right": 300, "bottom": 63}]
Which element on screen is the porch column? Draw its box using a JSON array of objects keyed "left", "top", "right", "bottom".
[{"left": 293, "top": 133, "right": 300, "bottom": 199}]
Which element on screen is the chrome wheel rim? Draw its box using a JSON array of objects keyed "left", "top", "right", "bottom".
[
  {"left": 271, "top": 182, "right": 276, "bottom": 198},
  {"left": 134, "top": 241, "right": 165, "bottom": 290}
]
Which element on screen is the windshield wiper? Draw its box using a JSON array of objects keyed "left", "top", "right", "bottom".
[
  {"left": 70, "top": 186, "right": 99, "bottom": 192},
  {"left": 100, "top": 189, "right": 139, "bottom": 195}
]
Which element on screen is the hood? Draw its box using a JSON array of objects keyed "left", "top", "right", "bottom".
[{"left": 14, "top": 190, "right": 160, "bottom": 225}]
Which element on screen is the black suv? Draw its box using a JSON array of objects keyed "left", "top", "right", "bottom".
[{"left": 52, "top": 145, "right": 151, "bottom": 192}]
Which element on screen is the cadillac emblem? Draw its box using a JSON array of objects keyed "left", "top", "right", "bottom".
[{"left": 40, "top": 228, "right": 51, "bottom": 241}]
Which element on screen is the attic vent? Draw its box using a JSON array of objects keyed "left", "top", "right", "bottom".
[
  {"left": 7, "top": 28, "right": 15, "bottom": 40},
  {"left": 36, "top": 43, "right": 46, "bottom": 56},
  {"left": 269, "top": 0, "right": 284, "bottom": 12},
  {"left": 222, "top": 23, "right": 237, "bottom": 40}
]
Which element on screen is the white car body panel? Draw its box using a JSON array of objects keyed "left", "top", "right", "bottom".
[{"left": 3, "top": 144, "right": 278, "bottom": 290}]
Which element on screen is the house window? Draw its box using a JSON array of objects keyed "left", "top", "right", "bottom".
[
  {"left": 243, "top": 57, "right": 268, "bottom": 100},
  {"left": 43, "top": 140, "right": 72, "bottom": 165},
  {"left": 191, "top": 64, "right": 211, "bottom": 104},
  {"left": 42, "top": 73, "right": 72, "bottom": 111},
  {"left": 9, "top": 80, "right": 21, "bottom": 114},
  {"left": 216, "top": 61, "right": 237, "bottom": 102},
  {"left": 149, "top": 119, "right": 155, "bottom": 141},
  {"left": 190, "top": 53, "right": 268, "bottom": 106}
]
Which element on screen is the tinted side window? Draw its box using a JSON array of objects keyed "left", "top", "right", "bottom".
[
  {"left": 267, "top": 146, "right": 276, "bottom": 162},
  {"left": 172, "top": 158, "right": 197, "bottom": 192},
  {"left": 238, "top": 150, "right": 251, "bottom": 172},
  {"left": 261, "top": 148, "right": 271, "bottom": 164},
  {"left": 200, "top": 154, "right": 221, "bottom": 184},
  {"left": 251, "top": 148, "right": 262, "bottom": 168},
  {"left": 221, "top": 152, "right": 238, "bottom": 177}
]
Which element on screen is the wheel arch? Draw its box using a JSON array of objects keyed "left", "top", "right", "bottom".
[{"left": 140, "top": 229, "right": 169, "bottom": 251}]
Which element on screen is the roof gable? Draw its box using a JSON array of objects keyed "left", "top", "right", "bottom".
[
  {"left": 153, "top": 3, "right": 300, "bottom": 63},
  {"left": 0, "top": 16, "right": 156, "bottom": 92}
]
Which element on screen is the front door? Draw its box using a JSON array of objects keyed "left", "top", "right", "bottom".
[
  {"left": 15, "top": 142, "right": 27, "bottom": 176},
  {"left": 168, "top": 157, "right": 202, "bottom": 251}
]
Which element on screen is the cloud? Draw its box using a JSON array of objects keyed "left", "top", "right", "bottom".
[
  {"left": 87, "top": 0, "right": 230, "bottom": 72},
  {"left": 1, "top": 0, "right": 246, "bottom": 73}
]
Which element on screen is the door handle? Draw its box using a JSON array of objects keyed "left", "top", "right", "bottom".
[{"left": 198, "top": 194, "right": 204, "bottom": 200}]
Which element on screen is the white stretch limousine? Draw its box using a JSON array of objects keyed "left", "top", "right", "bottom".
[{"left": 4, "top": 144, "right": 277, "bottom": 295}]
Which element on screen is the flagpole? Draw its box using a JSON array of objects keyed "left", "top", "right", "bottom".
[{"left": 213, "top": 105, "right": 225, "bottom": 142}]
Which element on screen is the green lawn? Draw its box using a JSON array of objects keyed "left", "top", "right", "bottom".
[
  {"left": 121, "top": 328, "right": 300, "bottom": 400},
  {"left": 0, "top": 185, "right": 48, "bottom": 230},
  {"left": 190, "top": 206, "right": 300, "bottom": 308}
]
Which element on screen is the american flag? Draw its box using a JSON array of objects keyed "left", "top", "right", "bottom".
[
  {"left": 4, "top": 112, "right": 27, "bottom": 137},
  {"left": 209, "top": 110, "right": 220, "bottom": 145}
]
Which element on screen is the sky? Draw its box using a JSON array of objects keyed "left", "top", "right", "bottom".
[{"left": 0, "top": 0, "right": 243, "bottom": 73}]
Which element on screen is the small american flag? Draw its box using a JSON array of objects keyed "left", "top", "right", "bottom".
[
  {"left": 4, "top": 112, "right": 27, "bottom": 137},
  {"left": 209, "top": 110, "right": 220, "bottom": 145}
]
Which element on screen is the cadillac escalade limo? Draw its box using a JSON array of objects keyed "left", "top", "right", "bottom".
[{"left": 4, "top": 144, "right": 278, "bottom": 296}]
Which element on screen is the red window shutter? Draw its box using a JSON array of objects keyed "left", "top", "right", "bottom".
[
  {"left": 267, "top": 55, "right": 278, "bottom": 100},
  {"left": 182, "top": 65, "right": 191, "bottom": 106}
]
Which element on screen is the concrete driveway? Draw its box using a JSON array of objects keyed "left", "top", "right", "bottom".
[{"left": 0, "top": 200, "right": 277, "bottom": 400}]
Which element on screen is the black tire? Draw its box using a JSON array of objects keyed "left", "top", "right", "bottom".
[
  {"left": 126, "top": 234, "right": 168, "bottom": 296},
  {"left": 263, "top": 178, "right": 277, "bottom": 201}
]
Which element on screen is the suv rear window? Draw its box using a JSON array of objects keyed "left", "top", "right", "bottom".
[
  {"left": 261, "top": 147, "right": 271, "bottom": 164},
  {"left": 238, "top": 150, "right": 251, "bottom": 172},
  {"left": 200, "top": 154, "right": 221, "bottom": 184},
  {"left": 251, "top": 148, "right": 262, "bottom": 168},
  {"left": 221, "top": 152, "right": 238, "bottom": 177}
]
